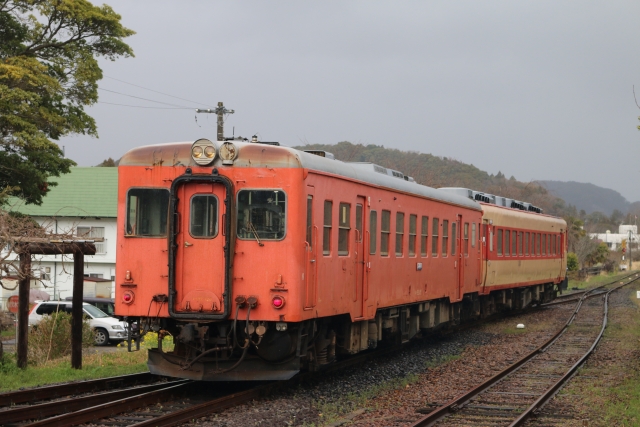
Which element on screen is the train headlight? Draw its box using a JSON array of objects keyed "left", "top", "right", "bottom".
[
  {"left": 275, "top": 322, "right": 287, "bottom": 331},
  {"left": 191, "top": 138, "right": 217, "bottom": 165},
  {"left": 219, "top": 142, "right": 238, "bottom": 165},
  {"left": 204, "top": 146, "right": 216, "bottom": 158}
]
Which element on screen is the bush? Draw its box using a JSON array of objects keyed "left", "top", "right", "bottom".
[
  {"left": 28, "top": 312, "right": 94, "bottom": 365},
  {"left": 567, "top": 252, "right": 579, "bottom": 271}
]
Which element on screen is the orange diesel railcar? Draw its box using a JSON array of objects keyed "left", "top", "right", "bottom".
[{"left": 116, "top": 138, "right": 566, "bottom": 381}]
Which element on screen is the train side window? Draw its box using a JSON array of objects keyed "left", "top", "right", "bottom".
[
  {"left": 420, "top": 216, "right": 428, "bottom": 257},
  {"left": 497, "top": 229, "right": 503, "bottom": 255},
  {"left": 518, "top": 231, "right": 524, "bottom": 256},
  {"left": 504, "top": 230, "right": 510, "bottom": 256},
  {"left": 237, "top": 190, "right": 286, "bottom": 240},
  {"left": 126, "top": 188, "right": 170, "bottom": 237},
  {"left": 464, "top": 223, "right": 469, "bottom": 256},
  {"left": 542, "top": 234, "right": 546, "bottom": 256},
  {"left": 323, "top": 201, "right": 332, "bottom": 256},
  {"left": 306, "top": 195, "right": 313, "bottom": 246},
  {"left": 442, "top": 220, "right": 449, "bottom": 257},
  {"left": 471, "top": 223, "right": 476, "bottom": 248},
  {"left": 190, "top": 194, "right": 218, "bottom": 238},
  {"left": 536, "top": 233, "right": 541, "bottom": 255},
  {"left": 551, "top": 234, "right": 555, "bottom": 255},
  {"left": 381, "top": 210, "right": 391, "bottom": 256},
  {"left": 511, "top": 230, "right": 516, "bottom": 256},
  {"left": 451, "top": 222, "right": 457, "bottom": 256},
  {"left": 524, "top": 232, "right": 529, "bottom": 256},
  {"left": 432, "top": 218, "right": 439, "bottom": 257},
  {"left": 409, "top": 214, "right": 417, "bottom": 257},
  {"left": 557, "top": 235, "right": 561, "bottom": 254},
  {"left": 370, "top": 211, "right": 378, "bottom": 255},
  {"left": 338, "top": 203, "right": 351, "bottom": 256},
  {"left": 395, "top": 212, "right": 405, "bottom": 257},
  {"left": 547, "top": 234, "right": 551, "bottom": 255},
  {"left": 489, "top": 227, "right": 494, "bottom": 252}
]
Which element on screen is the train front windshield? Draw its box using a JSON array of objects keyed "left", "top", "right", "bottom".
[
  {"left": 126, "top": 188, "right": 170, "bottom": 237},
  {"left": 237, "top": 190, "right": 286, "bottom": 240}
]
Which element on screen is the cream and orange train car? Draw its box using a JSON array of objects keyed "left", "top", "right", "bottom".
[{"left": 115, "top": 138, "right": 566, "bottom": 381}]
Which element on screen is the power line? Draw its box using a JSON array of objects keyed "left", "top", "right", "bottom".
[
  {"left": 98, "top": 88, "right": 190, "bottom": 108},
  {"left": 104, "top": 75, "right": 215, "bottom": 108},
  {"left": 98, "top": 101, "right": 193, "bottom": 109}
]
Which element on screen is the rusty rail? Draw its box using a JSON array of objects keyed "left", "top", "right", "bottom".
[
  {"left": 25, "top": 381, "right": 191, "bottom": 427},
  {"left": 409, "top": 273, "right": 640, "bottom": 427},
  {"left": 0, "top": 372, "right": 156, "bottom": 407},
  {"left": 0, "top": 380, "right": 188, "bottom": 424}
]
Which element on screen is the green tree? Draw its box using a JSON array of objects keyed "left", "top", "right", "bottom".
[
  {"left": 0, "top": 0, "right": 134, "bottom": 205},
  {"left": 585, "top": 242, "right": 610, "bottom": 266},
  {"left": 566, "top": 252, "right": 579, "bottom": 271},
  {"left": 96, "top": 157, "right": 116, "bottom": 167},
  {"left": 565, "top": 216, "right": 586, "bottom": 252}
]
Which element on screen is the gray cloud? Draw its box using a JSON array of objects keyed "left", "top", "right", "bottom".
[{"left": 60, "top": 1, "right": 640, "bottom": 200}]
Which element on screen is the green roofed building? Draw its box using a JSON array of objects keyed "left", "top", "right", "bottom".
[{"left": 2, "top": 167, "right": 118, "bottom": 302}]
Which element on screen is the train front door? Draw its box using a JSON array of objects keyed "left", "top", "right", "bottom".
[{"left": 172, "top": 180, "right": 228, "bottom": 317}]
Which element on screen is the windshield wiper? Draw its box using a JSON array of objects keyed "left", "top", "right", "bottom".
[{"left": 247, "top": 222, "right": 264, "bottom": 246}]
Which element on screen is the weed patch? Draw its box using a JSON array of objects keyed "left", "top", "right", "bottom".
[
  {"left": 0, "top": 332, "right": 162, "bottom": 392},
  {"left": 28, "top": 312, "right": 94, "bottom": 365}
]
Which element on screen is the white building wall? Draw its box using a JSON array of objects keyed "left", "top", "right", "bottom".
[
  {"left": 591, "top": 225, "right": 639, "bottom": 251},
  {"left": 1, "top": 216, "right": 117, "bottom": 303}
]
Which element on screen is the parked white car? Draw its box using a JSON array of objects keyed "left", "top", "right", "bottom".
[{"left": 28, "top": 301, "right": 127, "bottom": 346}]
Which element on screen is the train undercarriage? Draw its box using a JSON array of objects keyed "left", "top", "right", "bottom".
[{"left": 132, "top": 282, "right": 561, "bottom": 381}]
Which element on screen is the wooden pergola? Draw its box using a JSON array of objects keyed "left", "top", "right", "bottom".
[{"left": 14, "top": 238, "right": 97, "bottom": 369}]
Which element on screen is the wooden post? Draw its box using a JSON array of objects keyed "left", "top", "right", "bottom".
[
  {"left": 71, "top": 250, "right": 84, "bottom": 369},
  {"left": 17, "top": 252, "right": 31, "bottom": 369}
]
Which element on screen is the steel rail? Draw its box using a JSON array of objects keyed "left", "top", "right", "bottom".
[
  {"left": 126, "top": 344, "right": 405, "bottom": 427},
  {"left": 409, "top": 273, "right": 640, "bottom": 427},
  {"left": 24, "top": 381, "right": 191, "bottom": 427},
  {"left": 14, "top": 343, "right": 402, "bottom": 427},
  {"left": 0, "top": 372, "right": 156, "bottom": 407},
  {"left": 508, "top": 279, "right": 631, "bottom": 426},
  {"left": 0, "top": 380, "right": 188, "bottom": 424},
  {"left": 128, "top": 386, "right": 269, "bottom": 427},
  {"left": 542, "top": 272, "right": 637, "bottom": 307}
]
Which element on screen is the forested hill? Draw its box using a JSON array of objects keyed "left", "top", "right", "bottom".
[
  {"left": 538, "top": 181, "right": 630, "bottom": 216},
  {"left": 293, "top": 141, "right": 573, "bottom": 217}
]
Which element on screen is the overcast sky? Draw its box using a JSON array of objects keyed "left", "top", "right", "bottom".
[{"left": 60, "top": 1, "right": 640, "bottom": 201}]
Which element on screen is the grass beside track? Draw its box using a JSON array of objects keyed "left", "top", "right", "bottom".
[
  {"left": 0, "top": 333, "right": 172, "bottom": 392},
  {"left": 0, "top": 347, "right": 149, "bottom": 392},
  {"left": 567, "top": 270, "right": 634, "bottom": 291}
]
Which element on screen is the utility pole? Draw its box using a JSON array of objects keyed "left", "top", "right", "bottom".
[
  {"left": 195, "top": 102, "right": 235, "bottom": 141},
  {"left": 629, "top": 229, "right": 633, "bottom": 270}
]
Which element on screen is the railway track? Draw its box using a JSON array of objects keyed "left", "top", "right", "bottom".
[
  {"left": 0, "top": 341, "right": 403, "bottom": 426},
  {"left": 3, "top": 275, "right": 634, "bottom": 427},
  {"left": 409, "top": 273, "right": 640, "bottom": 427}
]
